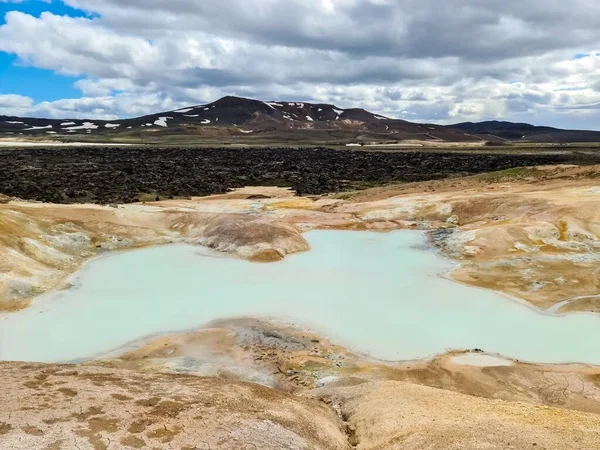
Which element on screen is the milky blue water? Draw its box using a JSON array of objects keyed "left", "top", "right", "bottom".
[{"left": 1, "top": 230, "right": 599, "bottom": 364}]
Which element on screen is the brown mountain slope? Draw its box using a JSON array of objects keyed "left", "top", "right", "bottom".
[{"left": 0, "top": 96, "right": 491, "bottom": 144}]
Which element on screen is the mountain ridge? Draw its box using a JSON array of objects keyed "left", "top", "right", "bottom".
[{"left": 2, "top": 95, "right": 599, "bottom": 144}]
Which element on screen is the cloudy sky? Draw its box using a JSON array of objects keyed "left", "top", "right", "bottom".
[{"left": 1, "top": 0, "right": 600, "bottom": 128}]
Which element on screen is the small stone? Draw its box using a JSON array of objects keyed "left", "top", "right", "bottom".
[
  {"left": 446, "top": 215, "right": 459, "bottom": 225},
  {"left": 0, "top": 194, "right": 10, "bottom": 204}
]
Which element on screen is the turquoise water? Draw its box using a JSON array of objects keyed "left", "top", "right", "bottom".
[{"left": 1, "top": 230, "right": 599, "bottom": 364}]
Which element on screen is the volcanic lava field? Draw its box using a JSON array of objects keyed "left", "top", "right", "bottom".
[{"left": 2, "top": 146, "right": 599, "bottom": 204}]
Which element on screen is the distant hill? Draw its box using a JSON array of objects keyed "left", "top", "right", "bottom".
[
  {"left": 2, "top": 97, "right": 600, "bottom": 144},
  {"left": 450, "top": 120, "right": 600, "bottom": 143}
]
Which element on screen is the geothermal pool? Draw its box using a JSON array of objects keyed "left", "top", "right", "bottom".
[{"left": 1, "top": 230, "right": 600, "bottom": 364}]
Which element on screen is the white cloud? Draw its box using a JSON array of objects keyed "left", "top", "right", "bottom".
[
  {"left": 0, "top": 1, "right": 599, "bottom": 128},
  {"left": 26, "top": 91, "right": 186, "bottom": 120},
  {"left": 0, "top": 94, "right": 34, "bottom": 116}
]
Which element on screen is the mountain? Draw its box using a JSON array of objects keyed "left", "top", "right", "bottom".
[
  {"left": 2, "top": 96, "right": 600, "bottom": 144},
  {"left": 0, "top": 95, "right": 475, "bottom": 144},
  {"left": 450, "top": 120, "right": 600, "bottom": 143}
]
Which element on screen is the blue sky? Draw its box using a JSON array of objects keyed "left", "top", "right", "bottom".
[
  {"left": 0, "top": 1, "right": 89, "bottom": 103},
  {"left": 0, "top": 0, "right": 599, "bottom": 128},
  {"left": 0, "top": 52, "right": 82, "bottom": 102}
]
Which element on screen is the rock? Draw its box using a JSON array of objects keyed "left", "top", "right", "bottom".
[
  {"left": 0, "top": 146, "right": 586, "bottom": 204},
  {"left": 250, "top": 248, "right": 285, "bottom": 262},
  {"left": 191, "top": 215, "right": 309, "bottom": 260},
  {"left": 0, "top": 194, "right": 10, "bottom": 204},
  {"left": 446, "top": 215, "right": 460, "bottom": 225},
  {"left": 524, "top": 222, "right": 560, "bottom": 243},
  {"left": 562, "top": 218, "right": 599, "bottom": 243}
]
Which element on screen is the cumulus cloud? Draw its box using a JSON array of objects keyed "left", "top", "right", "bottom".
[
  {"left": 26, "top": 92, "right": 184, "bottom": 120},
  {"left": 0, "top": 0, "right": 599, "bottom": 127},
  {"left": 0, "top": 94, "right": 34, "bottom": 116}
]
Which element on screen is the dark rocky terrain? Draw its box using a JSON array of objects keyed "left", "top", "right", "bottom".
[{"left": 1, "top": 146, "right": 597, "bottom": 204}]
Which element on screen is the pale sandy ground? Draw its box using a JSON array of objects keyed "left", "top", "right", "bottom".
[
  {"left": 5, "top": 318, "right": 600, "bottom": 449},
  {"left": 4, "top": 361, "right": 600, "bottom": 450},
  {"left": 0, "top": 140, "right": 133, "bottom": 147},
  {"left": 0, "top": 361, "right": 349, "bottom": 450},
  {"left": 2, "top": 165, "right": 600, "bottom": 448},
  {"left": 362, "top": 139, "right": 487, "bottom": 148},
  {"left": 311, "top": 381, "right": 600, "bottom": 450}
]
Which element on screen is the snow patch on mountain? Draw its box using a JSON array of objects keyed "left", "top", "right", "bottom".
[
  {"left": 306, "top": 116, "right": 313, "bottom": 121},
  {"left": 333, "top": 109, "right": 344, "bottom": 115},
  {"left": 154, "top": 117, "right": 173, "bottom": 127},
  {"left": 105, "top": 123, "right": 120, "bottom": 128},
  {"left": 61, "top": 122, "right": 76, "bottom": 126},
  {"left": 64, "top": 122, "right": 98, "bottom": 131},
  {"left": 174, "top": 108, "right": 194, "bottom": 113},
  {"left": 5, "top": 121, "right": 24, "bottom": 124},
  {"left": 264, "top": 102, "right": 283, "bottom": 109},
  {"left": 200, "top": 119, "right": 211, "bottom": 124},
  {"left": 24, "top": 125, "right": 52, "bottom": 131}
]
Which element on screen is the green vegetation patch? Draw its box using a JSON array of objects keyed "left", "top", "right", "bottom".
[{"left": 476, "top": 167, "right": 541, "bottom": 182}]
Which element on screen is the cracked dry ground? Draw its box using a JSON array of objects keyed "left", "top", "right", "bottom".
[
  {"left": 0, "top": 362, "right": 347, "bottom": 449},
  {"left": 4, "top": 354, "right": 600, "bottom": 449}
]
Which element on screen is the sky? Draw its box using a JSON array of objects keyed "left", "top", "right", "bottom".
[{"left": 0, "top": 0, "right": 600, "bottom": 129}]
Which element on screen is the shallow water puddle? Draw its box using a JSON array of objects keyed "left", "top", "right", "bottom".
[{"left": 2, "top": 230, "right": 600, "bottom": 364}]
